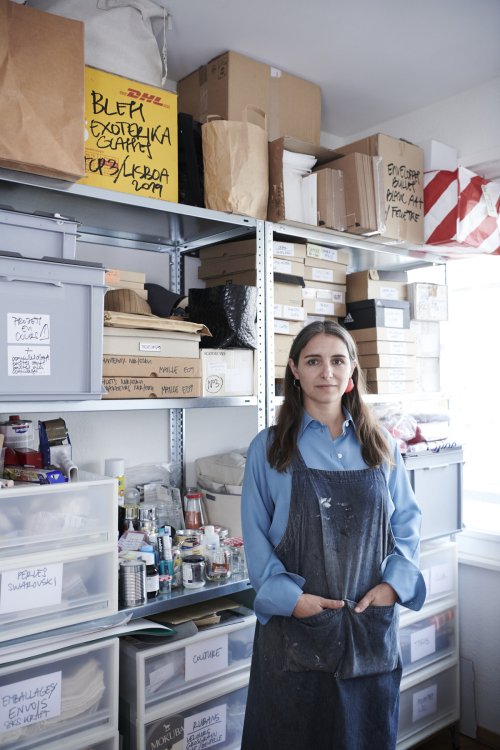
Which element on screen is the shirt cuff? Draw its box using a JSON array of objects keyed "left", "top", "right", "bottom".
[
  {"left": 253, "top": 571, "right": 305, "bottom": 624},
  {"left": 382, "top": 553, "right": 427, "bottom": 611}
]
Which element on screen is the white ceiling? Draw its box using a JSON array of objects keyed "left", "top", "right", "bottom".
[{"left": 156, "top": 0, "right": 500, "bottom": 137}]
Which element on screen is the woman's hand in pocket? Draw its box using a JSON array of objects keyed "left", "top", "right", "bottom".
[
  {"left": 354, "top": 583, "right": 398, "bottom": 613},
  {"left": 293, "top": 593, "right": 345, "bottom": 619}
]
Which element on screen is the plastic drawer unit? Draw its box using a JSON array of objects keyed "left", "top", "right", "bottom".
[
  {"left": 119, "top": 615, "right": 256, "bottom": 721},
  {"left": 0, "top": 544, "right": 118, "bottom": 643},
  {"left": 0, "top": 638, "right": 119, "bottom": 750},
  {"left": 403, "top": 449, "right": 463, "bottom": 540},
  {"left": 397, "top": 657, "right": 459, "bottom": 747},
  {"left": 35, "top": 730, "right": 120, "bottom": 750},
  {"left": 419, "top": 539, "right": 458, "bottom": 605},
  {"left": 0, "top": 252, "right": 106, "bottom": 400},
  {"left": 0, "top": 208, "right": 78, "bottom": 261},
  {"left": 399, "top": 597, "right": 457, "bottom": 675},
  {"left": 122, "top": 670, "right": 250, "bottom": 750},
  {"left": 0, "top": 478, "right": 117, "bottom": 559}
]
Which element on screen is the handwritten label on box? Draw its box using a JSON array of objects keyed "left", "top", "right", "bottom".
[
  {"left": 0, "top": 563, "right": 63, "bottom": 614},
  {"left": 7, "top": 313, "right": 51, "bottom": 377},
  {"left": 412, "top": 683, "right": 437, "bottom": 722},
  {"left": 185, "top": 634, "right": 228, "bottom": 683},
  {"left": 184, "top": 703, "right": 226, "bottom": 750},
  {"left": 410, "top": 623, "right": 436, "bottom": 663},
  {"left": 0, "top": 671, "right": 61, "bottom": 734}
]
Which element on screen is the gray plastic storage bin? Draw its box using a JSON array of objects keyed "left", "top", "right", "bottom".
[
  {"left": 403, "top": 449, "right": 463, "bottom": 541},
  {"left": 0, "top": 253, "right": 106, "bottom": 400},
  {"left": 0, "top": 208, "right": 78, "bottom": 260}
]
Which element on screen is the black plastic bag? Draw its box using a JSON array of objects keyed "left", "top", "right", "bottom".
[{"left": 188, "top": 285, "right": 257, "bottom": 349}]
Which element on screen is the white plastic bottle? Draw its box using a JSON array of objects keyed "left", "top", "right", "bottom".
[{"left": 203, "top": 525, "right": 231, "bottom": 581}]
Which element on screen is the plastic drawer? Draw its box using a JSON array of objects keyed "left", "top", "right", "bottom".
[
  {"left": 0, "top": 478, "right": 116, "bottom": 559},
  {"left": 420, "top": 539, "right": 458, "bottom": 604},
  {"left": 0, "top": 209, "right": 78, "bottom": 261},
  {"left": 0, "top": 638, "right": 118, "bottom": 750},
  {"left": 397, "top": 658, "right": 459, "bottom": 743},
  {"left": 0, "top": 545, "right": 118, "bottom": 642},
  {"left": 120, "top": 615, "right": 256, "bottom": 719},
  {"left": 123, "top": 670, "right": 249, "bottom": 750},
  {"left": 403, "top": 449, "right": 463, "bottom": 540},
  {"left": 399, "top": 597, "right": 457, "bottom": 675},
  {"left": 35, "top": 730, "right": 120, "bottom": 750},
  {"left": 0, "top": 253, "right": 106, "bottom": 400}
]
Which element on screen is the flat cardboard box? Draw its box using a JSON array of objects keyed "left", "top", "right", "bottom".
[
  {"left": 343, "top": 299, "right": 410, "bottom": 330},
  {"left": 304, "top": 265, "right": 347, "bottom": 285},
  {"left": 200, "top": 349, "right": 254, "bottom": 397},
  {"left": 366, "top": 380, "right": 417, "bottom": 395},
  {"left": 105, "top": 269, "right": 146, "bottom": 285},
  {"left": 273, "top": 257, "right": 305, "bottom": 277},
  {"left": 339, "top": 133, "right": 424, "bottom": 243},
  {"left": 304, "top": 257, "right": 347, "bottom": 272},
  {"left": 268, "top": 137, "right": 343, "bottom": 223},
  {"left": 316, "top": 167, "right": 347, "bottom": 231},
  {"left": 358, "top": 353, "right": 416, "bottom": 369},
  {"left": 198, "top": 254, "right": 256, "bottom": 280},
  {"left": 302, "top": 285, "right": 346, "bottom": 304},
  {"left": 410, "top": 320, "right": 441, "bottom": 357},
  {"left": 275, "top": 366, "right": 287, "bottom": 380},
  {"left": 315, "top": 153, "right": 378, "bottom": 234},
  {"left": 306, "top": 243, "right": 350, "bottom": 266},
  {"left": 356, "top": 339, "right": 416, "bottom": 356},
  {"left": 303, "top": 299, "right": 346, "bottom": 318},
  {"left": 103, "top": 327, "right": 201, "bottom": 358},
  {"left": 346, "top": 269, "right": 408, "bottom": 303},
  {"left": 102, "top": 355, "right": 201, "bottom": 378},
  {"left": 275, "top": 334, "right": 293, "bottom": 366},
  {"left": 177, "top": 50, "right": 321, "bottom": 144},
  {"left": 198, "top": 239, "right": 256, "bottom": 261},
  {"left": 304, "top": 278, "right": 347, "bottom": 293},
  {"left": 273, "top": 318, "right": 303, "bottom": 336},
  {"left": 350, "top": 326, "right": 416, "bottom": 344},
  {"left": 274, "top": 282, "right": 304, "bottom": 307},
  {"left": 204, "top": 270, "right": 257, "bottom": 287},
  {"left": 365, "top": 367, "right": 417, "bottom": 382},
  {"left": 407, "top": 282, "right": 448, "bottom": 321},
  {"left": 274, "top": 303, "right": 305, "bottom": 322},
  {"left": 81, "top": 66, "right": 178, "bottom": 203},
  {"left": 273, "top": 241, "right": 307, "bottom": 259},
  {"left": 102, "top": 377, "right": 201, "bottom": 398}
]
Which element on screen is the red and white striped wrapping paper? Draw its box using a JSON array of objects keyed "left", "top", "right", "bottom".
[{"left": 424, "top": 167, "right": 500, "bottom": 254}]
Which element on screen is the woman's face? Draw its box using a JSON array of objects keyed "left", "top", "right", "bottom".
[{"left": 289, "top": 333, "right": 354, "bottom": 412}]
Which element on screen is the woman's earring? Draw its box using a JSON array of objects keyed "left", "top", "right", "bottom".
[
  {"left": 344, "top": 377, "right": 354, "bottom": 394},
  {"left": 293, "top": 378, "right": 301, "bottom": 389}
]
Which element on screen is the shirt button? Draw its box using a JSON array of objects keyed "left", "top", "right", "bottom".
[{"left": 337, "top": 453, "right": 343, "bottom": 459}]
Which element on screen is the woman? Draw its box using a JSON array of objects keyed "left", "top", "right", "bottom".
[{"left": 241, "top": 320, "right": 426, "bottom": 750}]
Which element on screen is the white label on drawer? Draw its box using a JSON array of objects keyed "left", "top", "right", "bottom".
[
  {"left": 0, "top": 670, "right": 61, "bottom": 733},
  {"left": 410, "top": 623, "right": 436, "bottom": 662},
  {"left": 7, "top": 345, "right": 51, "bottom": 377},
  {"left": 0, "top": 563, "right": 63, "bottom": 614},
  {"left": 185, "top": 633, "right": 229, "bottom": 683},
  {"left": 312, "top": 268, "right": 333, "bottom": 282},
  {"left": 140, "top": 343, "right": 162, "bottom": 352},
  {"left": 412, "top": 683, "right": 437, "bottom": 722},
  {"left": 184, "top": 702, "right": 227, "bottom": 749},
  {"left": 383, "top": 308, "right": 404, "bottom": 328},
  {"left": 430, "top": 563, "right": 453, "bottom": 596}
]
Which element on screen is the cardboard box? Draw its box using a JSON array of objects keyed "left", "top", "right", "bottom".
[
  {"left": 198, "top": 239, "right": 256, "bottom": 261},
  {"left": 304, "top": 265, "right": 347, "bottom": 285},
  {"left": 275, "top": 366, "right": 287, "bottom": 380},
  {"left": 350, "top": 327, "right": 416, "bottom": 344},
  {"left": 358, "top": 353, "right": 416, "bottom": 369},
  {"left": 274, "top": 282, "right": 304, "bottom": 307},
  {"left": 366, "top": 380, "right": 417, "bottom": 395},
  {"left": 315, "top": 168, "right": 347, "bottom": 231},
  {"left": 273, "top": 319, "right": 303, "bottom": 336},
  {"left": 81, "top": 66, "right": 178, "bottom": 202},
  {"left": 200, "top": 349, "right": 254, "bottom": 397},
  {"left": 306, "top": 243, "right": 350, "bottom": 266},
  {"left": 410, "top": 321, "right": 441, "bottom": 357},
  {"left": 274, "top": 304, "right": 305, "bottom": 322},
  {"left": 273, "top": 241, "right": 307, "bottom": 259},
  {"left": 268, "top": 137, "right": 343, "bottom": 222},
  {"left": 407, "top": 282, "right": 448, "bottom": 321},
  {"left": 102, "top": 377, "right": 201, "bottom": 398},
  {"left": 102, "top": 355, "right": 201, "bottom": 378},
  {"left": 303, "top": 299, "right": 346, "bottom": 318},
  {"left": 103, "top": 327, "right": 201, "bottom": 358},
  {"left": 316, "top": 153, "right": 378, "bottom": 234},
  {"left": 198, "top": 254, "right": 255, "bottom": 280},
  {"left": 343, "top": 299, "right": 410, "bottom": 330},
  {"left": 273, "top": 257, "right": 305, "bottom": 277},
  {"left": 275, "top": 334, "right": 293, "bottom": 366},
  {"left": 356, "top": 339, "right": 416, "bottom": 356},
  {"left": 416, "top": 357, "right": 441, "bottom": 392},
  {"left": 204, "top": 270, "right": 257, "bottom": 287},
  {"left": 365, "top": 367, "right": 416, "bottom": 382},
  {"left": 177, "top": 50, "right": 321, "bottom": 144},
  {"left": 346, "top": 269, "right": 408, "bottom": 303},
  {"left": 339, "top": 133, "right": 424, "bottom": 243},
  {"left": 302, "top": 285, "right": 346, "bottom": 304},
  {"left": 0, "top": 1, "right": 85, "bottom": 180},
  {"left": 105, "top": 269, "right": 146, "bottom": 285}
]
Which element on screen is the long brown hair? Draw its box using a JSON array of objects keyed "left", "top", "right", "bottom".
[{"left": 267, "top": 321, "right": 393, "bottom": 472}]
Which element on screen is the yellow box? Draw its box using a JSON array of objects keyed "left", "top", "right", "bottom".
[{"left": 81, "top": 66, "right": 178, "bottom": 202}]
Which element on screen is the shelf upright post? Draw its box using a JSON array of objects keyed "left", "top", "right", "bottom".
[
  {"left": 169, "top": 245, "right": 184, "bottom": 484},
  {"left": 255, "top": 220, "right": 268, "bottom": 433},
  {"left": 263, "top": 222, "right": 277, "bottom": 428}
]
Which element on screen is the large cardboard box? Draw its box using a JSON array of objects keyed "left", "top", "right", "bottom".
[
  {"left": 346, "top": 269, "right": 408, "bottom": 303},
  {"left": 81, "top": 66, "right": 178, "bottom": 202},
  {"left": 0, "top": 1, "right": 85, "bottom": 180},
  {"left": 200, "top": 349, "right": 254, "bottom": 397},
  {"left": 339, "top": 133, "right": 424, "bottom": 243},
  {"left": 102, "top": 355, "right": 201, "bottom": 378},
  {"left": 177, "top": 51, "right": 321, "bottom": 144},
  {"left": 102, "top": 377, "right": 201, "bottom": 398}
]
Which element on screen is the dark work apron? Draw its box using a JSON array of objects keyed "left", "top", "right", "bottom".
[{"left": 241, "top": 450, "right": 402, "bottom": 750}]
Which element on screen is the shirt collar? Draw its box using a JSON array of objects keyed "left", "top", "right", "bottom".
[{"left": 299, "top": 408, "right": 354, "bottom": 437}]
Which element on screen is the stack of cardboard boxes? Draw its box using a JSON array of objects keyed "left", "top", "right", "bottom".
[{"left": 197, "top": 239, "right": 257, "bottom": 287}]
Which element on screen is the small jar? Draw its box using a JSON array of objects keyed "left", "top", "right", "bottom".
[
  {"left": 182, "top": 554, "right": 206, "bottom": 589},
  {"left": 222, "top": 538, "right": 247, "bottom": 576},
  {"left": 175, "top": 529, "right": 204, "bottom": 557}
]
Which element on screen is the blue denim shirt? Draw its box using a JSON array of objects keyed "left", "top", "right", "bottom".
[{"left": 241, "top": 410, "right": 426, "bottom": 624}]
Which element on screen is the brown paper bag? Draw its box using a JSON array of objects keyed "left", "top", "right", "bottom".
[
  {"left": 0, "top": 0, "right": 85, "bottom": 180},
  {"left": 202, "top": 108, "right": 269, "bottom": 220}
]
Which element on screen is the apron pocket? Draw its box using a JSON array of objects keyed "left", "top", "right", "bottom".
[
  {"left": 281, "top": 608, "right": 344, "bottom": 673},
  {"left": 342, "top": 600, "right": 399, "bottom": 678}
]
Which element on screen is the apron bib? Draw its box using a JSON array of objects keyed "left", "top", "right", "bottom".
[{"left": 242, "top": 449, "right": 402, "bottom": 750}]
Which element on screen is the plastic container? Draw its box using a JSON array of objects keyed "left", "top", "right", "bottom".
[
  {"left": 419, "top": 539, "right": 458, "bottom": 604},
  {"left": 0, "top": 253, "right": 106, "bottom": 400},
  {"left": 0, "top": 207, "right": 78, "bottom": 260},
  {"left": 399, "top": 598, "right": 457, "bottom": 675}
]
